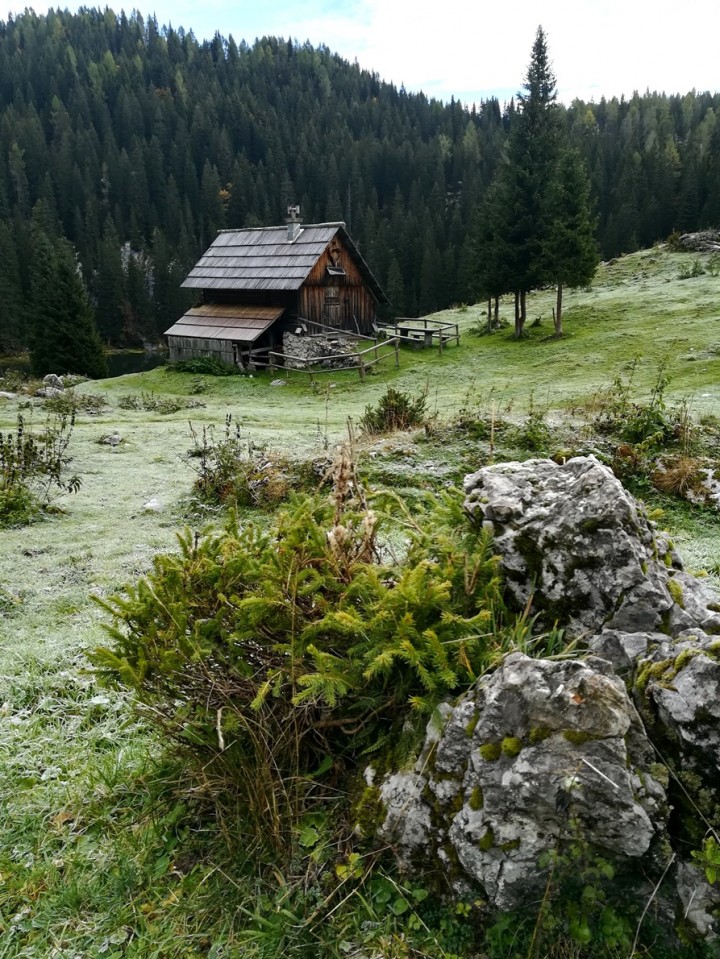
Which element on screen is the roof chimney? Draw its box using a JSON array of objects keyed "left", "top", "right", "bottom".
[{"left": 286, "top": 204, "right": 301, "bottom": 242}]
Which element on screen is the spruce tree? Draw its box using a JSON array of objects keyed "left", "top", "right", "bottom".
[
  {"left": 512, "top": 26, "right": 561, "bottom": 330},
  {"left": 476, "top": 27, "right": 601, "bottom": 337},
  {"left": 29, "top": 234, "right": 108, "bottom": 378},
  {"left": 543, "top": 148, "right": 598, "bottom": 336},
  {"left": 0, "top": 221, "right": 26, "bottom": 352},
  {"left": 95, "top": 223, "right": 126, "bottom": 344}
]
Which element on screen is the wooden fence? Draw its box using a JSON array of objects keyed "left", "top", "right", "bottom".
[
  {"left": 301, "top": 316, "right": 378, "bottom": 342},
  {"left": 268, "top": 336, "right": 400, "bottom": 381}
]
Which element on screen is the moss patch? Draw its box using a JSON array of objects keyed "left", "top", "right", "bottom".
[
  {"left": 667, "top": 577, "right": 685, "bottom": 608},
  {"left": 479, "top": 742, "right": 502, "bottom": 762},
  {"left": 353, "top": 786, "right": 385, "bottom": 837},
  {"left": 501, "top": 736, "right": 523, "bottom": 758},
  {"left": 673, "top": 647, "right": 699, "bottom": 673},
  {"left": 636, "top": 658, "right": 674, "bottom": 693},
  {"left": 562, "top": 729, "right": 595, "bottom": 746},
  {"left": 528, "top": 726, "right": 553, "bottom": 745},
  {"left": 478, "top": 827, "right": 495, "bottom": 851},
  {"left": 465, "top": 713, "right": 479, "bottom": 737},
  {"left": 647, "top": 762, "right": 670, "bottom": 789},
  {"left": 469, "top": 786, "right": 484, "bottom": 811}
]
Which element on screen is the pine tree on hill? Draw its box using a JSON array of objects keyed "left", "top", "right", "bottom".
[
  {"left": 0, "top": 220, "right": 26, "bottom": 352},
  {"left": 543, "top": 147, "right": 598, "bottom": 337},
  {"left": 477, "top": 27, "right": 597, "bottom": 338},
  {"left": 29, "top": 233, "right": 108, "bottom": 378}
]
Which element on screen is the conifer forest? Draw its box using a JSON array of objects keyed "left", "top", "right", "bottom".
[{"left": 0, "top": 8, "right": 719, "bottom": 354}]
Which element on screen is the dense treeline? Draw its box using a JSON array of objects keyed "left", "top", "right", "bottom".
[{"left": 0, "top": 8, "right": 718, "bottom": 354}]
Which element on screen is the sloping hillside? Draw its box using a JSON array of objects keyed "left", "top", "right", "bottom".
[{"left": 0, "top": 246, "right": 719, "bottom": 957}]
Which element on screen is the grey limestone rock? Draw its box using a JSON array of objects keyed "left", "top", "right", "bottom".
[
  {"left": 99, "top": 431, "right": 122, "bottom": 448},
  {"left": 463, "top": 456, "right": 720, "bottom": 639},
  {"left": 675, "top": 860, "right": 720, "bottom": 939},
  {"left": 650, "top": 649, "right": 720, "bottom": 767},
  {"left": 380, "top": 652, "right": 669, "bottom": 910},
  {"left": 376, "top": 457, "right": 720, "bottom": 936},
  {"left": 677, "top": 230, "right": 720, "bottom": 253},
  {"left": 34, "top": 386, "right": 64, "bottom": 398}
]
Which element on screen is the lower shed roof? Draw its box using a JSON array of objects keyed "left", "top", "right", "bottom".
[{"left": 165, "top": 304, "right": 284, "bottom": 343}]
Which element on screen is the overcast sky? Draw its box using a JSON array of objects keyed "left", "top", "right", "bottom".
[{"left": 2, "top": 0, "right": 719, "bottom": 105}]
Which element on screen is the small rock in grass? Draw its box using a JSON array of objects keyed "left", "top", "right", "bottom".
[
  {"left": 34, "top": 386, "right": 64, "bottom": 398},
  {"left": 270, "top": 378, "right": 287, "bottom": 387},
  {"left": 142, "top": 497, "right": 163, "bottom": 513}
]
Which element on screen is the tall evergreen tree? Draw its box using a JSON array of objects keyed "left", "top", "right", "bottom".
[
  {"left": 543, "top": 148, "right": 598, "bottom": 336},
  {"left": 29, "top": 233, "right": 107, "bottom": 378},
  {"left": 95, "top": 223, "right": 125, "bottom": 344},
  {"left": 0, "top": 220, "right": 25, "bottom": 351},
  {"left": 478, "top": 26, "right": 562, "bottom": 337},
  {"left": 476, "top": 28, "right": 600, "bottom": 337}
]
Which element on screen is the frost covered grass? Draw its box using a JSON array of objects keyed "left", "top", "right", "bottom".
[{"left": 0, "top": 245, "right": 719, "bottom": 955}]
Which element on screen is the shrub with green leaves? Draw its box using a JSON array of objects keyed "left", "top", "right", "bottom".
[
  {"left": 168, "top": 356, "right": 242, "bottom": 376},
  {"left": 43, "top": 390, "right": 108, "bottom": 415},
  {"left": 0, "top": 413, "right": 81, "bottom": 526},
  {"left": 117, "top": 391, "right": 205, "bottom": 413},
  {"left": 678, "top": 258, "right": 706, "bottom": 280},
  {"left": 187, "top": 416, "right": 323, "bottom": 508},
  {"left": 508, "top": 393, "right": 552, "bottom": 452},
  {"left": 593, "top": 360, "right": 678, "bottom": 448},
  {"left": 93, "top": 456, "right": 503, "bottom": 849},
  {"left": 360, "top": 386, "right": 428, "bottom": 433}
]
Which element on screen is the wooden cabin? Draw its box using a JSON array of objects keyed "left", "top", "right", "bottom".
[{"left": 165, "top": 220, "right": 387, "bottom": 367}]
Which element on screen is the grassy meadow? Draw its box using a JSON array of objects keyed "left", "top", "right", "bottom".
[{"left": 1, "top": 244, "right": 720, "bottom": 957}]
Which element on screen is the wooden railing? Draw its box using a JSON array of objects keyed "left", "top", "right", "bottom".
[{"left": 301, "top": 316, "right": 377, "bottom": 342}]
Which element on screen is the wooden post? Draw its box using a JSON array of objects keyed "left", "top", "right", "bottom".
[
  {"left": 359, "top": 354, "right": 366, "bottom": 381},
  {"left": 394, "top": 338, "right": 399, "bottom": 367}
]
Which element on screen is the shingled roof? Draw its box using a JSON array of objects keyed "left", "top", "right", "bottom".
[
  {"left": 181, "top": 222, "right": 387, "bottom": 302},
  {"left": 164, "top": 304, "right": 284, "bottom": 342}
]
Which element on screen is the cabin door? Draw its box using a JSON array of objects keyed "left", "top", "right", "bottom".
[{"left": 323, "top": 286, "right": 341, "bottom": 326}]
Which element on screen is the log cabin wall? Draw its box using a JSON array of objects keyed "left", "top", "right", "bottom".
[
  {"left": 168, "top": 335, "right": 235, "bottom": 365},
  {"left": 299, "top": 237, "right": 377, "bottom": 334}
]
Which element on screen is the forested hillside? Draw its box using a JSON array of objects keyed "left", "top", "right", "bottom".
[{"left": 0, "top": 7, "right": 719, "bottom": 353}]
